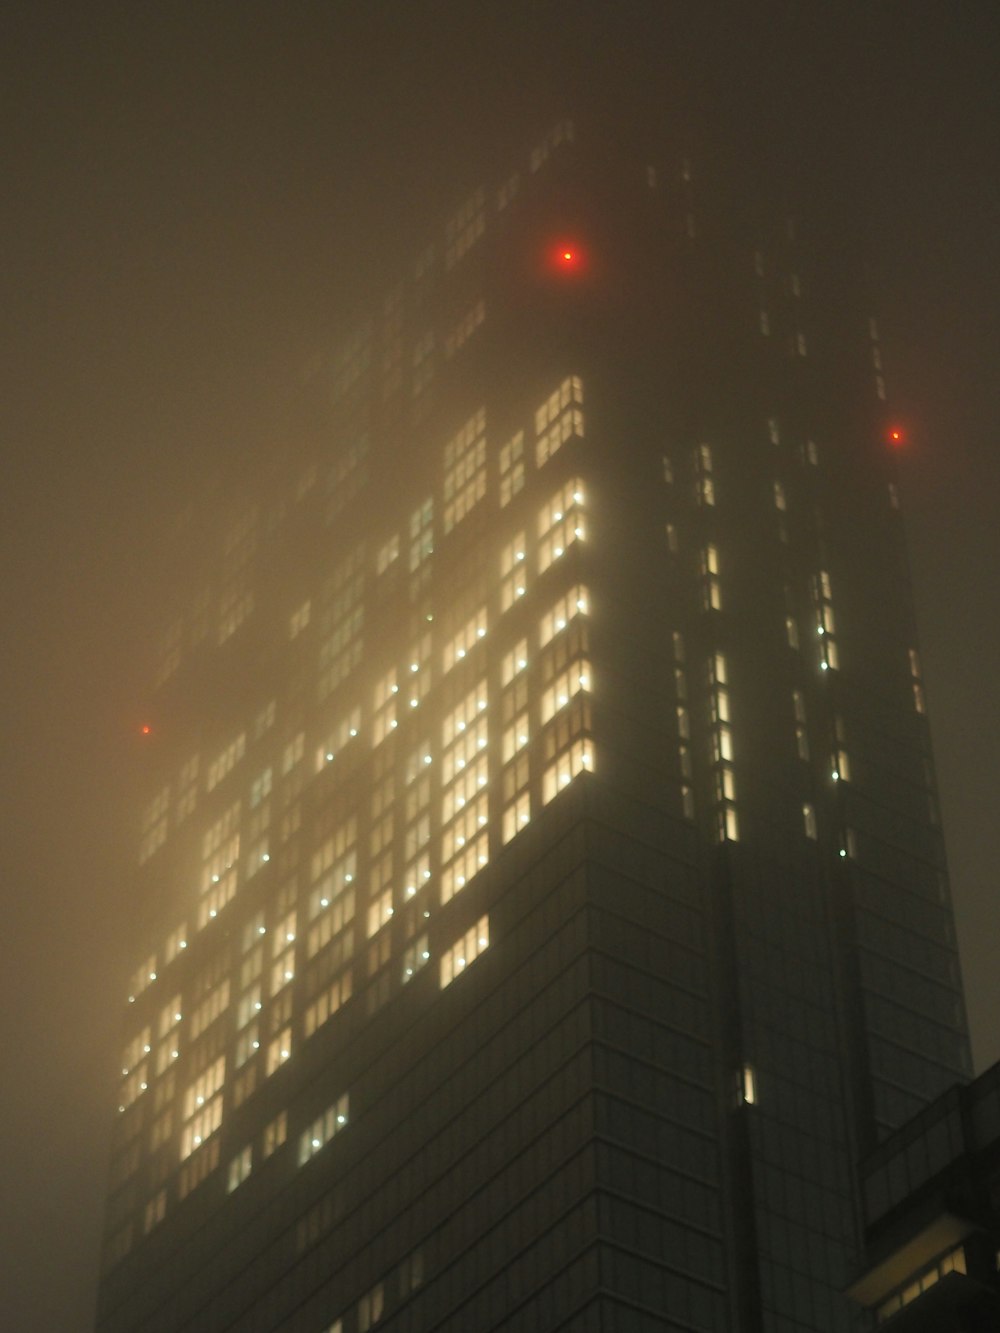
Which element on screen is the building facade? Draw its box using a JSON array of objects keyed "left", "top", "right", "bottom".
[
  {"left": 849, "top": 1059, "right": 1000, "bottom": 1330},
  {"left": 96, "top": 116, "right": 972, "bottom": 1332}
]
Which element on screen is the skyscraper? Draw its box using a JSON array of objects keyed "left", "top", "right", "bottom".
[{"left": 95, "top": 109, "right": 971, "bottom": 1333}]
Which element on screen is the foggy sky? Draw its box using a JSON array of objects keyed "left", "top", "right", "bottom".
[{"left": 2, "top": 4, "right": 998, "bottom": 1330}]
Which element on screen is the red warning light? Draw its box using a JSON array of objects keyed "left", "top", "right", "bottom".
[
  {"left": 141, "top": 724, "right": 151, "bottom": 736},
  {"left": 888, "top": 426, "right": 905, "bottom": 447},
  {"left": 549, "top": 240, "right": 585, "bottom": 274}
]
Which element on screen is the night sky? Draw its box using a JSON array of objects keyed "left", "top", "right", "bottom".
[{"left": 2, "top": 4, "right": 998, "bottom": 1329}]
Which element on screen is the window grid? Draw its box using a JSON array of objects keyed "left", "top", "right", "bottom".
[
  {"left": 499, "top": 431, "right": 525, "bottom": 508},
  {"left": 500, "top": 533, "right": 528, "bottom": 611},
  {"left": 709, "top": 653, "right": 738, "bottom": 841},
  {"left": 535, "top": 375, "right": 584, "bottom": 468},
  {"left": 298, "top": 1093, "right": 349, "bottom": 1165},
  {"left": 443, "top": 408, "right": 487, "bottom": 533},
  {"left": 538, "top": 481, "right": 585, "bottom": 574},
  {"left": 441, "top": 916, "right": 490, "bottom": 987}
]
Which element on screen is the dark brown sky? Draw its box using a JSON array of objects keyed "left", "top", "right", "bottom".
[{"left": 2, "top": 4, "right": 998, "bottom": 1329}]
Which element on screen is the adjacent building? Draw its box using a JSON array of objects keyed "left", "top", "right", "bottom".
[
  {"left": 849, "top": 1060, "right": 1000, "bottom": 1330},
  {"left": 96, "top": 112, "right": 972, "bottom": 1332}
]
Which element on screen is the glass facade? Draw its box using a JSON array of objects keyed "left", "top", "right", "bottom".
[{"left": 96, "top": 119, "right": 970, "bottom": 1332}]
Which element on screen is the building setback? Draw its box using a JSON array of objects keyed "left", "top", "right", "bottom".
[{"left": 96, "top": 114, "right": 972, "bottom": 1332}]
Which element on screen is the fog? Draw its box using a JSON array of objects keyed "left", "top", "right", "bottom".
[{"left": 2, "top": 4, "right": 997, "bottom": 1328}]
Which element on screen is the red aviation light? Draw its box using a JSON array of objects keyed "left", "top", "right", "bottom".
[
  {"left": 140, "top": 724, "right": 152, "bottom": 736},
  {"left": 549, "top": 240, "right": 586, "bottom": 274},
  {"left": 888, "top": 426, "right": 905, "bottom": 447}
]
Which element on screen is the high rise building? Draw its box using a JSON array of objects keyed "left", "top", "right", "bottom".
[{"left": 95, "top": 110, "right": 972, "bottom": 1333}]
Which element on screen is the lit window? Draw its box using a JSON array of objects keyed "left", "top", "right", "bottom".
[
  {"left": 537, "top": 480, "right": 585, "bottom": 574},
  {"left": 408, "top": 497, "right": 433, "bottom": 572},
  {"left": 402, "top": 851, "right": 431, "bottom": 900},
  {"left": 676, "top": 705, "right": 690, "bottom": 740},
  {"left": 226, "top": 1145, "right": 252, "bottom": 1193},
  {"left": 701, "top": 544, "right": 722, "bottom": 610},
  {"left": 206, "top": 731, "right": 246, "bottom": 792},
  {"left": 803, "top": 803, "right": 818, "bottom": 840},
  {"left": 499, "top": 430, "right": 525, "bottom": 508},
  {"left": 441, "top": 826, "right": 489, "bottom": 905},
  {"left": 792, "top": 689, "right": 808, "bottom": 759},
  {"left": 501, "top": 639, "right": 528, "bottom": 686},
  {"left": 190, "top": 977, "right": 230, "bottom": 1040},
  {"left": 399, "top": 1248, "right": 425, "bottom": 1295},
  {"left": 163, "top": 923, "right": 187, "bottom": 966},
  {"left": 281, "top": 732, "right": 305, "bottom": 776},
  {"left": 270, "top": 941, "right": 296, "bottom": 998},
  {"left": 358, "top": 1282, "right": 384, "bottom": 1332},
  {"left": 441, "top": 757, "right": 485, "bottom": 820},
  {"left": 502, "top": 792, "right": 531, "bottom": 844},
  {"left": 298, "top": 1093, "right": 349, "bottom": 1165},
  {"left": 713, "top": 726, "right": 734, "bottom": 764},
  {"left": 716, "top": 768, "right": 736, "bottom": 802},
  {"left": 367, "top": 889, "right": 393, "bottom": 938},
  {"left": 261, "top": 1110, "right": 287, "bottom": 1159},
  {"left": 402, "top": 935, "right": 430, "bottom": 983},
  {"left": 372, "top": 667, "right": 398, "bottom": 746},
  {"left": 541, "top": 660, "right": 592, "bottom": 724},
  {"left": 500, "top": 533, "right": 528, "bottom": 611},
  {"left": 265, "top": 1027, "right": 292, "bottom": 1077},
  {"left": 443, "top": 408, "right": 487, "bottom": 533},
  {"left": 289, "top": 599, "right": 311, "bottom": 638},
  {"left": 542, "top": 738, "right": 593, "bottom": 804},
  {"left": 316, "top": 707, "right": 362, "bottom": 771},
  {"left": 315, "top": 595, "right": 364, "bottom": 703},
  {"left": 742, "top": 1064, "right": 757, "bottom": 1105},
  {"left": 303, "top": 971, "right": 353, "bottom": 1038},
  {"left": 716, "top": 806, "right": 739, "bottom": 841},
  {"left": 376, "top": 533, "right": 399, "bottom": 574},
  {"left": 180, "top": 1057, "right": 225, "bottom": 1159},
  {"left": 174, "top": 753, "right": 199, "bottom": 824},
  {"left": 695, "top": 442, "right": 715, "bottom": 506},
  {"left": 443, "top": 607, "right": 487, "bottom": 672},
  {"left": 535, "top": 375, "right": 584, "bottom": 468},
  {"left": 440, "top": 916, "right": 490, "bottom": 988},
  {"left": 813, "top": 570, "right": 838, "bottom": 670},
  {"left": 539, "top": 584, "right": 589, "bottom": 648},
  {"left": 499, "top": 694, "right": 529, "bottom": 755},
  {"left": 441, "top": 681, "right": 490, "bottom": 899}
]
